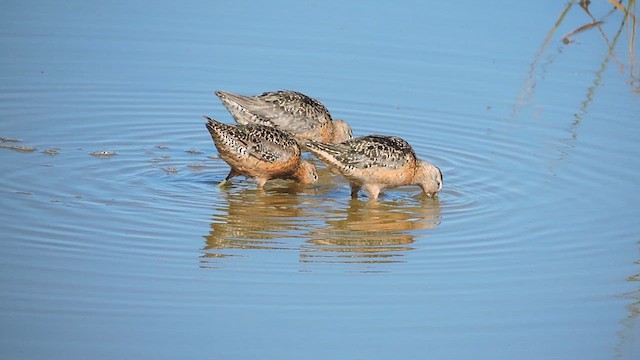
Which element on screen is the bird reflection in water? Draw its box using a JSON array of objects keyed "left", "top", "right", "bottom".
[
  {"left": 201, "top": 183, "right": 312, "bottom": 267},
  {"left": 201, "top": 182, "right": 441, "bottom": 269},
  {"left": 300, "top": 197, "right": 441, "bottom": 266}
]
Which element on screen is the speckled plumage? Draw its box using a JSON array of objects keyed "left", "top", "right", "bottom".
[
  {"left": 215, "top": 90, "right": 353, "bottom": 144},
  {"left": 204, "top": 115, "right": 318, "bottom": 187},
  {"left": 305, "top": 135, "right": 443, "bottom": 200}
]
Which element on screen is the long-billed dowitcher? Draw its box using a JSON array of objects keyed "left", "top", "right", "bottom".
[
  {"left": 215, "top": 90, "right": 353, "bottom": 144},
  {"left": 305, "top": 135, "right": 442, "bottom": 200},
  {"left": 204, "top": 115, "right": 318, "bottom": 188}
]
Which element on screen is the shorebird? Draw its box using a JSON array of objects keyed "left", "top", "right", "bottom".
[
  {"left": 204, "top": 115, "right": 318, "bottom": 188},
  {"left": 215, "top": 90, "right": 352, "bottom": 144},
  {"left": 305, "top": 135, "right": 442, "bottom": 200}
]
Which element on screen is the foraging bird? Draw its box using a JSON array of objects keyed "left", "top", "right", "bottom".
[
  {"left": 204, "top": 115, "right": 318, "bottom": 188},
  {"left": 305, "top": 135, "right": 442, "bottom": 200},
  {"left": 215, "top": 90, "right": 353, "bottom": 144}
]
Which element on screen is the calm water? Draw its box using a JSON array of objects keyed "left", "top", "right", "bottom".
[{"left": 1, "top": 1, "right": 639, "bottom": 359}]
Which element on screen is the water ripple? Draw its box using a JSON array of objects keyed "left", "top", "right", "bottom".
[{"left": 0, "top": 70, "right": 635, "bottom": 278}]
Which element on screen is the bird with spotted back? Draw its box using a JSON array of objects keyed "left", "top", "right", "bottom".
[
  {"left": 215, "top": 90, "right": 353, "bottom": 144},
  {"left": 305, "top": 135, "right": 443, "bottom": 200},
  {"left": 204, "top": 115, "right": 318, "bottom": 188}
]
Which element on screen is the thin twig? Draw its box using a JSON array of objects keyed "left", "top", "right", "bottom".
[{"left": 562, "top": 21, "right": 604, "bottom": 44}]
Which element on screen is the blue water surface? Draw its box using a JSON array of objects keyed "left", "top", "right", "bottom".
[{"left": 1, "top": 1, "right": 639, "bottom": 359}]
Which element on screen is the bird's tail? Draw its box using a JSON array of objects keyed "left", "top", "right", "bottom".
[
  {"left": 214, "top": 90, "right": 270, "bottom": 126},
  {"left": 203, "top": 115, "right": 231, "bottom": 140},
  {"left": 304, "top": 139, "right": 346, "bottom": 163}
]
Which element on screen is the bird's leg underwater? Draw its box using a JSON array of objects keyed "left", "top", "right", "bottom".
[
  {"left": 350, "top": 183, "right": 361, "bottom": 198},
  {"left": 218, "top": 169, "right": 240, "bottom": 187}
]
